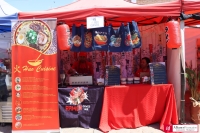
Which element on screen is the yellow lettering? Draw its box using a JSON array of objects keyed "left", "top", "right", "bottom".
[
  {"left": 36, "top": 65, "right": 56, "bottom": 72},
  {"left": 22, "top": 66, "right": 34, "bottom": 72}
]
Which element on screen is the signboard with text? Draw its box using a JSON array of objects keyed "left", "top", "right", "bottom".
[
  {"left": 86, "top": 16, "right": 104, "bottom": 29},
  {"left": 149, "top": 62, "right": 167, "bottom": 85},
  {"left": 11, "top": 19, "right": 59, "bottom": 132},
  {"left": 105, "top": 65, "right": 120, "bottom": 85}
]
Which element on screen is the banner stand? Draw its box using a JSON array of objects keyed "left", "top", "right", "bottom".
[{"left": 11, "top": 19, "right": 60, "bottom": 133}]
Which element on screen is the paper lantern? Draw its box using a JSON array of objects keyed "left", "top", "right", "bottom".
[
  {"left": 165, "top": 21, "right": 181, "bottom": 48},
  {"left": 57, "top": 22, "right": 70, "bottom": 50}
]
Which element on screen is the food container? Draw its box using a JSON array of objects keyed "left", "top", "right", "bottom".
[
  {"left": 127, "top": 81, "right": 133, "bottom": 84},
  {"left": 120, "top": 78, "right": 126, "bottom": 82},
  {"left": 127, "top": 77, "right": 133, "bottom": 84},
  {"left": 97, "top": 78, "right": 104, "bottom": 86},
  {"left": 121, "top": 81, "right": 127, "bottom": 85},
  {"left": 127, "top": 77, "right": 133, "bottom": 81},
  {"left": 134, "top": 77, "right": 140, "bottom": 84}
]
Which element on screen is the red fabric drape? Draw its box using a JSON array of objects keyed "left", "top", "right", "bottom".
[{"left": 99, "top": 84, "right": 178, "bottom": 132}]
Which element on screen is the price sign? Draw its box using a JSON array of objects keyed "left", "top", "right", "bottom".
[
  {"left": 105, "top": 65, "right": 120, "bottom": 86},
  {"left": 149, "top": 62, "right": 167, "bottom": 85},
  {"left": 86, "top": 16, "right": 104, "bottom": 29}
]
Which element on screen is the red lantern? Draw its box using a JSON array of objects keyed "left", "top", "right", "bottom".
[
  {"left": 165, "top": 21, "right": 181, "bottom": 48},
  {"left": 57, "top": 22, "right": 70, "bottom": 50}
]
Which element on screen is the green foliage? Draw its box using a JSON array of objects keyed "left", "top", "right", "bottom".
[{"left": 185, "top": 61, "right": 200, "bottom": 101}]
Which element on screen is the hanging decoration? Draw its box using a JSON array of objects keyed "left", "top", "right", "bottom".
[
  {"left": 71, "top": 24, "right": 82, "bottom": 52},
  {"left": 165, "top": 20, "right": 181, "bottom": 48},
  {"left": 108, "top": 24, "right": 124, "bottom": 52},
  {"left": 127, "top": 21, "right": 142, "bottom": 49},
  {"left": 57, "top": 22, "right": 71, "bottom": 50},
  {"left": 81, "top": 25, "right": 94, "bottom": 52}
]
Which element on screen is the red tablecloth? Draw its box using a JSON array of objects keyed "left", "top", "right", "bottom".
[{"left": 99, "top": 84, "right": 179, "bottom": 132}]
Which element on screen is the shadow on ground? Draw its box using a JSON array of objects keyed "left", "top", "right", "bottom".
[{"left": 0, "top": 123, "right": 11, "bottom": 133}]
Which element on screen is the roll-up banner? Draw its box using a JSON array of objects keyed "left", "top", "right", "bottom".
[{"left": 11, "top": 19, "right": 60, "bottom": 133}]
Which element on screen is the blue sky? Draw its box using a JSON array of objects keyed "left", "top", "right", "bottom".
[{"left": 5, "top": 0, "right": 74, "bottom": 12}]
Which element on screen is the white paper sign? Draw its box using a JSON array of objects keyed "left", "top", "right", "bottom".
[{"left": 86, "top": 16, "right": 104, "bottom": 29}]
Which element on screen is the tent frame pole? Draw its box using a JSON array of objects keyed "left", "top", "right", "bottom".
[{"left": 180, "top": 20, "right": 186, "bottom": 124}]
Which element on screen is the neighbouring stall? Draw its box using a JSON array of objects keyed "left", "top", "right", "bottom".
[
  {"left": 0, "top": 0, "right": 19, "bottom": 126},
  {"left": 0, "top": 14, "right": 18, "bottom": 59},
  {"left": 0, "top": 0, "right": 19, "bottom": 57},
  {"left": 13, "top": 0, "right": 200, "bottom": 132}
]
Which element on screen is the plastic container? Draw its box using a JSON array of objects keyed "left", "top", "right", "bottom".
[
  {"left": 120, "top": 78, "right": 126, "bottom": 82},
  {"left": 134, "top": 77, "right": 140, "bottom": 84},
  {"left": 127, "top": 77, "right": 133, "bottom": 81},
  {"left": 121, "top": 81, "right": 127, "bottom": 85},
  {"left": 127, "top": 78, "right": 133, "bottom": 84}
]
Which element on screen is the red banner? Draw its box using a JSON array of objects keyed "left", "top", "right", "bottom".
[
  {"left": 11, "top": 19, "right": 59, "bottom": 132},
  {"left": 149, "top": 44, "right": 153, "bottom": 54}
]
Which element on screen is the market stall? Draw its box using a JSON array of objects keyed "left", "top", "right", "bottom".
[
  {"left": 0, "top": 0, "right": 20, "bottom": 57},
  {"left": 15, "top": 0, "right": 192, "bottom": 132},
  {"left": 0, "top": 14, "right": 17, "bottom": 59}
]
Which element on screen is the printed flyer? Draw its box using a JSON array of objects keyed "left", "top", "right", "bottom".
[{"left": 11, "top": 19, "right": 59, "bottom": 132}]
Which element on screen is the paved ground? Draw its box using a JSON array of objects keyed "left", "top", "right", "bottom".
[
  {"left": 2, "top": 122, "right": 200, "bottom": 133},
  {"left": 0, "top": 123, "right": 11, "bottom": 133},
  {"left": 0, "top": 123, "right": 164, "bottom": 133},
  {"left": 60, "top": 123, "right": 163, "bottom": 133}
]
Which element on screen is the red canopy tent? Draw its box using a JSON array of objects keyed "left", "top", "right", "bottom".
[
  {"left": 182, "top": 0, "right": 200, "bottom": 25},
  {"left": 182, "top": 0, "right": 200, "bottom": 12},
  {"left": 18, "top": 0, "right": 181, "bottom": 27}
]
